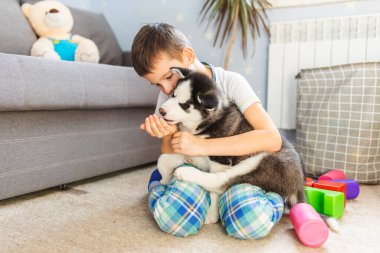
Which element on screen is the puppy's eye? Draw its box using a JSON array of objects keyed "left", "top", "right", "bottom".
[{"left": 179, "top": 103, "right": 190, "bottom": 110}]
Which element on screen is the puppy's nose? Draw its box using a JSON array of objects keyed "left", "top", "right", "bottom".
[
  {"left": 49, "top": 9, "right": 59, "bottom": 13},
  {"left": 159, "top": 108, "right": 166, "bottom": 117}
]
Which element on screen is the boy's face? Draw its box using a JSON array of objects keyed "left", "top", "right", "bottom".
[{"left": 144, "top": 53, "right": 192, "bottom": 96}]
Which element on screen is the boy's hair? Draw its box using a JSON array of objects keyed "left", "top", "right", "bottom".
[{"left": 131, "top": 23, "right": 192, "bottom": 76}]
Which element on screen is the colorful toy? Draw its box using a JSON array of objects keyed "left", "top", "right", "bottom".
[
  {"left": 290, "top": 203, "right": 329, "bottom": 247},
  {"left": 312, "top": 180, "right": 347, "bottom": 206},
  {"left": 297, "top": 169, "right": 359, "bottom": 241},
  {"left": 318, "top": 169, "right": 346, "bottom": 181},
  {"left": 304, "top": 177, "right": 315, "bottom": 187},
  {"left": 331, "top": 179, "right": 360, "bottom": 199},
  {"left": 304, "top": 186, "right": 345, "bottom": 218},
  {"left": 306, "top": 169, "right": 360, "bottom": 200}
]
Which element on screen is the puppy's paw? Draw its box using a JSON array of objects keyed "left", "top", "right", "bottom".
[
  {"left": 174, "top": 166, "right": 198, "bottom": 182},
  {"left": 205, "top": 209, "right": 220, "bottom": 224}
]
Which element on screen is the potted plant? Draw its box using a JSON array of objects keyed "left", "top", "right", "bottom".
[{"left": 199, "top": 0, "right": 272, "bottom": 69}]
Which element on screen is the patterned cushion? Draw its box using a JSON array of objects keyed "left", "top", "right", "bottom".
[{"left": 296, "top": 62, "right": 380, "bottom": 184}]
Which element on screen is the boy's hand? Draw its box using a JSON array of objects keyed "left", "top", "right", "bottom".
[
  {"left": 140, "top": 114, "right": 177, "bottom": 138},
  {"left": 171, "top": 131, "right": 206, "bottom": 156}
]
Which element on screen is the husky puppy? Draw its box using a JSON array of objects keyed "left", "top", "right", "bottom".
[{"left": 157, "top": 67, "right": 305, "bottom": 224}]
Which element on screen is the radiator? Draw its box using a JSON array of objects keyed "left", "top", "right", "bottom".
[{"left": 267, "top": 14, "right": 380, "bottom": 129}]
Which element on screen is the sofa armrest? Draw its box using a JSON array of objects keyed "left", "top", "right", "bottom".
[{"left": 0, "top": 53, "right": 159, "bottom": 112}]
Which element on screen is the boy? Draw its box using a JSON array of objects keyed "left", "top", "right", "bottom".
[{"left": 132, "top": 23, "right": 284, "bottom": 239}]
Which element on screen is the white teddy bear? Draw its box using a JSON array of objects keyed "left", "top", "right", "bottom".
[{"left": 22, "top": 0, "right": 100, "bottom": 63}]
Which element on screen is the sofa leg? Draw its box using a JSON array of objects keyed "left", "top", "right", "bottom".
[{"left": 58, "top": 184, "right": 68, "bottom": 190}]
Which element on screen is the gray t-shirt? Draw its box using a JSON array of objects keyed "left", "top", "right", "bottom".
[{"left": 155, "top": 64, "right": 261, "bottom": 114}]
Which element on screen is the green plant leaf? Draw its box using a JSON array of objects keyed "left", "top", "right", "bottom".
[{"left": 199, "top": 0, "right": 271, "bottom": 63}]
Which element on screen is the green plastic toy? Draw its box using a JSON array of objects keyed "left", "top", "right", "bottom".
[{"left": 304, "top": 186, "right": 345, "bottom": 219}]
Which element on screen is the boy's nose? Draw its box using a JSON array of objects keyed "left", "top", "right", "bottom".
[
  {"left": 160, "top": 83, "right": 174, "bottom": 95},
  {"left": 162, "top": 87, "right": 171, "bottom": 95},
  {"left": 159, "top": 108, "right": 166, "bottom": 117}
]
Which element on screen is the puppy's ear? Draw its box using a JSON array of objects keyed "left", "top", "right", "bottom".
[
  {"left": 171, "top": 67, "right": 191, "bottom": 79},
  {"left": 197, "top": 94, "right": 218, "bottom": 111}
]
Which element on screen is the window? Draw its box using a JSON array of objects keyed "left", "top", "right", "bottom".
[{"left": 270, "top": 0, "right": 353, "bottom": 8}]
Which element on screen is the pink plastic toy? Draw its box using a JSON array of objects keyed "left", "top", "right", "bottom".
[
  {"left": 318, "top": 169, "right": 346, "bottom": 181},
  {"left": 290, "top": 203, "right": 329, "bottom": 247}
]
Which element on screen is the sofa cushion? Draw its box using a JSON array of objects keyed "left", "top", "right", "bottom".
[
  {"left": 21, "top": 0, "right": 123, "bottom": 65},
  {"left": 0, "top": 0, "right": 37, "bottom": 55},
  {"left": 0, "top": 53, "right": 159, "bottom": 111}
]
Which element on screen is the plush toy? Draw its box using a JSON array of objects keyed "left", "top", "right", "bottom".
[{"left": 22, "top": 0, "right": 100, "bottom": 63}]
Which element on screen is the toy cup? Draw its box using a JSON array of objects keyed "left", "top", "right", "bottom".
[{"left": 290, "top": 203, "right": 329, "bottom": 247}]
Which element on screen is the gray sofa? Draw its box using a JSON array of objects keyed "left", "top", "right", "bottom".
[{"left": 0, "top": 0, "right": 161, "bottom": 200}]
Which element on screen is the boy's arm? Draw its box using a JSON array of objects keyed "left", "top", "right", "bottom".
[
  {"left": 171, "top": 102, "right": 282, "bottom": 156},
  {"left": 161, "top": 134, "right": 175, "bottom": 154},
  {"left": 206, "top": 102, "right": 282, "bottom": 155}
]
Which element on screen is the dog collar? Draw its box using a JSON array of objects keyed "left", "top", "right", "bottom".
[{"left": 202, "top": 62, "right": 216, "bottom": 82}]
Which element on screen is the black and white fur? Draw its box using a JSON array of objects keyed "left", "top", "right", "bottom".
[{"left": 157, "top": 67, "right": 306, "bottom": 224}]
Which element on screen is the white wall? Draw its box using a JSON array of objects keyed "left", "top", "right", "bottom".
[{"left": 61, "top": 0, "right": 380, "bottom": 109}]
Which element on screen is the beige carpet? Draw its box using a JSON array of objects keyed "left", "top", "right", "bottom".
[{"left": 1, "top": 164, "right": 380, "bottom": 253}]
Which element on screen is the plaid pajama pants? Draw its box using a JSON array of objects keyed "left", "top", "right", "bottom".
[{"left": 148, "top": 168, "right": 284, "bottom": 239}]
